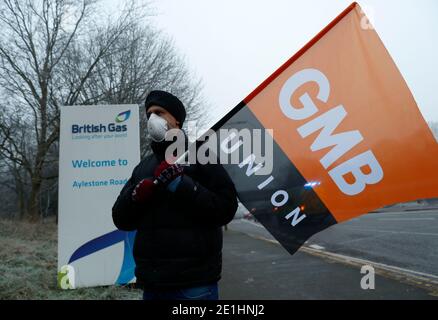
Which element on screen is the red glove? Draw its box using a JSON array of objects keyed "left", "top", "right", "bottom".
[
  {"left": 154, "top": 161, "right": 171, "bottom": 177},
  {"left": 131, "top": 179, "right": 156, "bottom": 202},
  {"left": 154, "top": 161, "right": 184, "bottom": 187}
]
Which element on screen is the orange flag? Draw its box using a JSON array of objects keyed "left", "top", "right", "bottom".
[
  {"left": 245, "top": 2, "right": 438, "bottom": 221},
  {"left": 211, "top": 2, "right": 438, "bottom": 254}
]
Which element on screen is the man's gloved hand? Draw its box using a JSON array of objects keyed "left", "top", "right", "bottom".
[
  {"left": 154, "top": 161, "right": 184, "bottom": 192},
  {"left": 132, "top": 178, "right": 156, "bottom": 202},
  {"left": 153, "top": 160, "right": 171, "bottom": 178}
]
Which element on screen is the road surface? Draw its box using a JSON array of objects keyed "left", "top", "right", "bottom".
[
  {"left": 224, "top": 208, "right": 438, "bottom": 298},
  {"left": 220, "top": 230, "right": 437, "bottom": 299}
]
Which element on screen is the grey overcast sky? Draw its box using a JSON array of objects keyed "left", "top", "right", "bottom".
[{"left": 109, "top": 0, "right": 438, "bottom": 126}]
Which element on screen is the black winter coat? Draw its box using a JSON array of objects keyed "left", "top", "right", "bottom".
[{"left": 112, "top": 153, "right": 238, "bottom": 290}]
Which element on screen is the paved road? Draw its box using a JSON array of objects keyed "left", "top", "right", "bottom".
[
  {"left": 230, "top": 209, "right": 438, "bottom": 280},
  {"left": 220, "top": 230, "right": 437, "bottom": 299},
  {"left": 306, "top": 209, "right": 438, "bottom": 277}
]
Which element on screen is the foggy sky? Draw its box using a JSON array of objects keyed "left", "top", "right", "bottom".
[{"left": 109, "top": 0, "right": 438, "bottom": 126}]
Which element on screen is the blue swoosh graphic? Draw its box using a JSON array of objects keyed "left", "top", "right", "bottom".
[{"left": 68, "top": 230, "right": 136, "bottom": 285}]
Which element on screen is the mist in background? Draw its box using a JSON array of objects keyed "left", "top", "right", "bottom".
[{"left": 127, "top": 0, "right": 438, "bottom": 125}]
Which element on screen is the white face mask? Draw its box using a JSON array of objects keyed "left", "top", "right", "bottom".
[{"left": 147, "top": 113, "right": 169, "bottom": 142}]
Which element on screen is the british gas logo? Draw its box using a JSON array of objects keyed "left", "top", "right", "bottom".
[
  {"left": 71, "top": 110, "right": 130, "bottom": 134},
  {"left": 115, "top": 110, "right": 131, "bottom": 123}
]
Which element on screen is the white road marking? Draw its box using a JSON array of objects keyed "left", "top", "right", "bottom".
[
  {"left": 378, "top": 218, "right": 435, "bottom": 221},
  {"left": 365, "top": 211, "right": 438, "bottom": 217},
  {"left": 336, "top": 233, "right": 388, "bottom": 245},
  {"left": 309, "top": 244, "right": 325, "bottom": 250},
  {"left": 302, "top": 246, "right": 438, "bottom": 282},
  {"left": 344, "top": 226, "right": 438, "bottom": 237},
  {"left": 239, "top": 219, "right": 264, "bottom": 228}
]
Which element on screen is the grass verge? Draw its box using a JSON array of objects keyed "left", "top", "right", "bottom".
[{"left": 0, "top": 218, "right": 141, "bottom": 300}]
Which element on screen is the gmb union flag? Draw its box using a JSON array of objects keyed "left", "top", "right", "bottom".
[{"left": 209, "top": 2, "right": 438, "bottom": 255}]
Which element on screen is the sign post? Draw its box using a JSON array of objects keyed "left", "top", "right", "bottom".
[{"left": 58, "top": 105, "right": 140, "bottom": 289}]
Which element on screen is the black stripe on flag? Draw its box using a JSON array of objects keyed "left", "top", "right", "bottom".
[{"left": 212, "top": 102, "right": 337, "bottom": 255}]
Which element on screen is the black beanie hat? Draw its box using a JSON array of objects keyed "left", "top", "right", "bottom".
[{"left": 145, "top": 90, "right": 186, "bottom": 126}]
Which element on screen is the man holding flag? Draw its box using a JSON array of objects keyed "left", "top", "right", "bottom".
[
  {"left": 113, "top": 1, "right": 438, "bottom": 299},
  {"left": 112, "top": 90, "right": 238, "bottom": 300}
]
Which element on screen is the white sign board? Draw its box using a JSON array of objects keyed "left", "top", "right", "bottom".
[{"left": 58, "top": 105, "right": 140, "bottom": 289}]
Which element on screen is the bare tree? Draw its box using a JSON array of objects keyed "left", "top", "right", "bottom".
[
  {"left": 60, "top": 22, "right": 207, "bottom": 156},
  {"left": 0, "top": 0, "right": 206, "bottom": 221},
  {"left": 0, "top": 108, "right": 30, "bottom": 219}
]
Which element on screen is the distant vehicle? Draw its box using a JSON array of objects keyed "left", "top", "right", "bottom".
[
  {"left": 234, "top": 202, "right": 248, "bottom": 219},
  {"left": 234, "top": 202, "right": 260, "bottom": 224}
]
